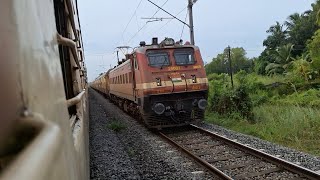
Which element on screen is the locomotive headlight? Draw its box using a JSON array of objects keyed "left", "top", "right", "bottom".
[
  {"left": 198, "top": 99, "right": 207, "bottom": 110},
  {"left": 156, "top": 78, "right": 162, "bottom": 86},
  {"left": 191, "top": 75, "right": 197, "bottom": 83},
  {"left": 153, "top": 103, "right": 165, "bottom": 115}
]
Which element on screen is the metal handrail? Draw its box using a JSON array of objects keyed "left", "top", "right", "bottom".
[
  {"left": 65, "top": 0, "right": 78, "bottom": 41},
  {"left": 66, "top": 90, "right": 86, "bottom": 107},
  {"left": 56, "top": 33, "right": 81, "bottom": 69}
]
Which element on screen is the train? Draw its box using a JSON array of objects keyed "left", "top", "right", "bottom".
[
  {"left": 92, "top": 37, "right": 208, "bottom": 128},
  {"left": 0, "top": 0, "right": 89, "bottom": 180}
]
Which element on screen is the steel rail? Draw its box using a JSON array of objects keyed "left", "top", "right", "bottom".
[
  {"left": 190, "top": 124, "right": 320, "bottom": 180},
  {"left": 159, "top": 125, "right": 320, "bottom": 179},
  {"left": 158, "top": 131, "right": 233, "bottom": 179}
]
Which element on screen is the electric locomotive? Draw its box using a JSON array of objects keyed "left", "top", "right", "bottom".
[{"left": 94, "top": 37, "right": 208, "bottom": 128}]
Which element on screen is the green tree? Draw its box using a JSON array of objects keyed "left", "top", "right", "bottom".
[
  {"left": 285, "top": 11, "right": 318, "bottom": 57},
  {"left": 263, "top": 22, "right": 288, "bottom": 50},
  {"left": 205, "top": 47, "right": 252, "bottom": 75},
  {"left": 265, "top": 44, "right": 294, "bottom": 75},
  {"left": 307, "top": 30, "right": 320, "bottom": 75}
]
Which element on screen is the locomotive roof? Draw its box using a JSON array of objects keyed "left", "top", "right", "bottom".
[
  {"left": 134, "top": 44, "right": 200, "bottom": 54},
  {"left": 107, "top": 44, "right": 201, "bottom": 74}
]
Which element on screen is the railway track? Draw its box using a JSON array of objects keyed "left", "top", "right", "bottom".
[{"left": 159, "top": 125, "right": 320, "bottom": 179}]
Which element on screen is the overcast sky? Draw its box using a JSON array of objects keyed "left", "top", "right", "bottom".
[{"left": 78, "top": 0, "right": 315, "bottom": 81}]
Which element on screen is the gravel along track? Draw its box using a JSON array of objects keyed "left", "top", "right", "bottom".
[{"left": 89, "top": 88, "right": 221, "bottom": 179}]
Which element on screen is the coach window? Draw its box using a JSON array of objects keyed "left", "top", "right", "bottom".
[
  {"left": 126, "top": 74, "right": 128, "bottom": 84},
  {"left": 134, "top": 57, "right": 139, "bottom": 70},
  {"left": 129, "top": 72, "right": 132, "bottom": 83}
]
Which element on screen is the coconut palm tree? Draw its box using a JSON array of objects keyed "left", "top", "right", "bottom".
[
  {"left": 265, "top": 44, "right": 294, "bottom": 75},
  {"left": 263, "top": 22, "right": 288, "bottom": 50},
  {"left": 285, "top": 13, "right": 301, "bottom": 30}
]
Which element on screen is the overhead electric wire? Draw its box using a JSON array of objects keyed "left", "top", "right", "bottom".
[
  {"left": 155, "top": 7, "right": 187, "bottom": 36},
  {"left": 126, "top": 0, "right": 170, "bottom": 44},
  {"left": 144, "top": 6, "right": 187, "bottom": 41},
  {"left": 180, "top": 9, "right": 189, "bottom": 40},
  {"left": 151, "top": 0, "right": 169, "bottom": 17},
  {"left": 121, "top": 0, "right": 144, "bottom": 43},
  {"left": 147, "top": 0, "right": 189, "bottom": 27}
]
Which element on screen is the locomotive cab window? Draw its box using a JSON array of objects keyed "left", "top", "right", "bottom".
[
  {"left": 147, "top": 52, "right": 170, "bottom": 67},
  {"left": 174, "top": 49, "right": 195, "bottom": 65}
]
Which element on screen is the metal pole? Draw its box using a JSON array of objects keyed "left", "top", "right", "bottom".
[
  {"left": 228, "top": 46, "right": 234, "bottom": 89},
  {"left": 116, "top": 50, "right": 119, "bottom": 64},
  {"left": 188, "top": 0, "right": 195, "bottom": 45}
]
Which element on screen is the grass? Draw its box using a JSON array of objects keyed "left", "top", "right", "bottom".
[
  {"left": 206, "top": 105, "right": 320, "bottom": 156},
  {"left": 127, "top": 147, "right": 136, "bottom": 157},
  {"left": 107, "top": 120, "right": 126, "bottom": 132}
]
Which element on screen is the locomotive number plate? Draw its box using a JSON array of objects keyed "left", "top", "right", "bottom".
[
  {"left": 168, "top": 66, "right": 181, "bottom": 71},
  {"left": 193, "top": 65, "right": 202, "bottom": 69}
]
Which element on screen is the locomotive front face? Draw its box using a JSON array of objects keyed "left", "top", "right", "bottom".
[{"left": 135, "top": 43, "right": 208, "bottom": 128}]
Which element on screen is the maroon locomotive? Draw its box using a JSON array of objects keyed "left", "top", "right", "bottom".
[{"left": 92, "top": 38, "right": 208, "bottom": 128}]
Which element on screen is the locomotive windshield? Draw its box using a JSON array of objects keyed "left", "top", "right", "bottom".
[
  {"left": 147, "top": 52, "right": 170, "bottom": 67},
  {"left": 174, "top": 49, "right": 195, "bottom": 65}
]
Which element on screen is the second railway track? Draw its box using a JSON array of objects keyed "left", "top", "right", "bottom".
[{"left": 159, "top": 125, "right": 320, "bottom": 180}]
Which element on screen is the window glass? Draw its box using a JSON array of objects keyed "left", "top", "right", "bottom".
[
  {"left": 134, "top": 58, "right": 138, "bottom": 70},
  {"left": 129, "top": 72, "right": 132, "bottom": 83},
  {"left": 147, "top": 52, "right": 170, "bottom": 67},
  {"left": 126, "top": 74, "right": 128, "bottom": 84},
  {"left": 174, "top": 50, "right": 195, "bottom": 65}
]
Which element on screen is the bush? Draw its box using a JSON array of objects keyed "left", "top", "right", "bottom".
[
  {"left": 107, "top": 120, "right": 126, "bottom": 132},
  {"left": 208, "top": 85, "right": 254, "bottom": 122},
  {"left": 272, "top": 89, "right": 320, "bottom": 107}
]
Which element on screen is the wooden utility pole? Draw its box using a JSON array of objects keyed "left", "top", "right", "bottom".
[
  {"left": 188, "top": 0, "right": 195, "bottom": 45},
  {"left": 228, "top": 46, "right": 234, "bottom": 89}
]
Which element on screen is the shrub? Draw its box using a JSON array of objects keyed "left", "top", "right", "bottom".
[
  {"left": 272, "top": 89, "right": 320, "bottom": 107},
  {"left": 208, "top": 85, "right": 254, "bottom": 122},
  {"left": 107, "top": 120, "right": 126, "bottom": 132}
]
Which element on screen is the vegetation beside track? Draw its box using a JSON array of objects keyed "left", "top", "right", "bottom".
[
  {"left": 107, "top": 119, "right": 127, "bottom": 132},
  {"left": 206, "top": 105, "right": 320, "bottom": 156},
  {"left": 205, "top": 1, "right": 320, "bottom": 156}
]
